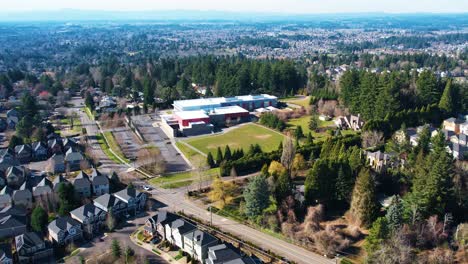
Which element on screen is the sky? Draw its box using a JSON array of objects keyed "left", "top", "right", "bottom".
[{"left": 1, "top": 0, "right": 467, "bottom": 14}]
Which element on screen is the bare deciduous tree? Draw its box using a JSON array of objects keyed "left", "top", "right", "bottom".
[{"left": 361, "top": 130, "right": 384, "bottom": 149}]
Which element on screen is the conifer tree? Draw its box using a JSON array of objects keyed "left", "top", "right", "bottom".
[
  {"left": 215, "top": 147, "right": 223, "bottom": 166},
  {"left": 439, "top": 79, "right": 454, "bottom": 114},
  {"left": 386, "top": 196, "right": 403, "bottom": 232},
  {"left": 364, "top": 217, "right": 389, "bottom": 258},
  {"left": 243, "top": 176, "right": 270, "bottom": 219},
  {"left": 224, "top": 145, "right": 232, "bottom": 161},
  {"left": 206, "top": 152, "right": 215, "bottom": 168},
  {"left": 350, "top": 168, "right": 378, "bottom": 227}
]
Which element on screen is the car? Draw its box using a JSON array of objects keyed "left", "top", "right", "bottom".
[
  {"left": 150, "top": 237, "right": 160, "bottom": 244},
  {"left": 125, "top": 214, "right": 131, "bottom": 219},
  {"left": 143, "top": 185, "right": 152, "bottom": 191}
]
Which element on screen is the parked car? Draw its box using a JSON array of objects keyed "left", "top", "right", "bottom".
[
  {"left": 150, "top": 237, "right": 159, "bottom": 244},
  {"left": 143, "top": 185, "right": 152, "bottom": 191}
]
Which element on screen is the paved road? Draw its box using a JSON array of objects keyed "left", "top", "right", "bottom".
[{"left": 69, "top": 97, "right": 127, "bottom": 175}]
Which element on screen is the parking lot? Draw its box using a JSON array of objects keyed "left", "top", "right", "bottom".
[{"left": 132, "top": 114, "right": 190, "bottom": 173}]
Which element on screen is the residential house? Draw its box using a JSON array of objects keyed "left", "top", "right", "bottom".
[
  {"left": 0, "top": 244, "right": 12, "bottom": 264},
  {"left": 113, "top": 187, "right": 147, "bottom": 216},
  {"left": 334, "top": 114, "right": 364, "bottom": 131},
  {"left": 63, "top": 138, "right": 78, "bottom": 152},
  {"left": 48, "top": 154, "right": 65, "bottom": 174},
  {"left": 183, "top": 229, "right": 218, "bottom": 263},
  {"left": 6, "top": 166, "right": 27, "bottom": 188},
  {"left": 205, "top": 243, "right": 255, "bottom": 264},
  {"left": 47, "top": 138, "right": 63, "bottom": 156},
  {"left": 0, "top": 214, "right": 27, "bottom": 239},
  {"left": 144, "top": 210, "right": 179, "bottom": 239},
  {"left": 6, "top": 109, "right": 19, "bottom": 129},
  {"left": 451, "top": 142, "right": 468, "bottom": 160},
  {"left": 14, "top": 144, "right": 32, "bottom": 163},
  {"left": 31, "top": 142, "right": 48, "bottom": 161},
  {"left": 93, "top": 193, "right": 127, "bottom": 218},
  {"left": 89, "top": 169, "right": 109, "bottom": 196},
  {"left": 461, "top": 121, "right": 468, "bottom": 135},
  {"left": 32, "top": 178, "right": 55, "bottom": 209},
  {"left": 70, "top": 203, "right": 107, "bottom": 237},
  {"left": 73, "top": 171, "right": 92, "bottom": 199},
  {"left": 12, "top": 182, "right": 33, "bottom": 210},
  {"left": 443, "top": 117, "right": 462, "bottom": 134},
  {"left": 52, "top": 175, "right": 68, "bottom": 192},
  {"left": 65, "top": 148, "right": 84, "bottom": 171},
  {"left": 16, "top": 232, "right": 54, "bottom": 264},
  {"left": 450, "top": 133, "right": 468, "bottom": 146},
  {"left": 366, "top": 151, "right": 396, "bottom": 172},
  {"left": 165, "top": 219, "right": 197, "bottom": 249},
  {"left": 0, "top": 186, "right": 12, "bottom": 208},
  {"left": 48, "top": 216, "right": 83, "bottom": 245}
]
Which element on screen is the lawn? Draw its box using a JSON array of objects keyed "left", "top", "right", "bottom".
[
  {"left": 280, "top": 96, "right": 311, "bottom": 108},
  {"left": 96, "top": 133, "right": 126, "bottom": 164},
  {"left": 288, "top": 115, "right": 358, "bottom": 142},
  {"left": 84, "top": 107, "right": 94, "bottom": 120},
  {"left": 183, "top": 123, "right": 284, "bottom": 155},
  {"left": 176, "top": 141, "right": 205, "bottom": 164},
  {"left": 102, "top": 131, "right": 130, "bottom": 163},
  {"left": 149, "top": 168, "right": 220, "bottom": 188}
]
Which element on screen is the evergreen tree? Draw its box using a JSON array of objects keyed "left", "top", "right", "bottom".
[
  {"left": 111, "top": 239, "right": 121, "bottom": 258},
  {"left": 243, "top": 176, "right": 270, "bottom": 219},
  {"left": 8, "top": 135, "right": 23, "bottom": 148},
  {"left": 206, "top": 152, "right": 215, "bottom": 168},
  {"left": 308, "top": 115, "right": 319, "bottom": 131},
  {"left": 306, "top": 132, "right": 314, "bottom": 144},
  {"left": 295, "top": 125, "right": 304, "bottom": 139},
  {"left": 416, "top": 70, "right": 440, "bottom": 105},
  {"left": 350, "top": 168, "right": 378, "bottom": 228},
  {"left": 364, "top": 217, "right": 389, "bottom": 258},
  {"left": 335, "top": 163, "right": 354, "bottom": 204},
  {"left": 386, "top": 196, "right": 403, "bottom": 232},
  {"left": 215, "top": 147, "right": 223, "bottom": 166},
  {"left": 85, "top": 92, "right": 95, "bottom": 111},
  {"left": 224, "top": 145, "right": 232, "bottom": 161},
  {"left": 31, "top": 206, "right": 47, "bottom": 233},
  {"left": 57, "top": 183, "right": 76, "bottom": 216},
  {"left": 275, "top": 170, "right": 291, "bottom": 203},
  {"left": 439, "top": 79, "right": 454, "bottom": 114}
]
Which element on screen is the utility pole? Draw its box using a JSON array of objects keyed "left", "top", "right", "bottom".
[{"left": 209, "top": 206, "right": 213, "bottom": 226}]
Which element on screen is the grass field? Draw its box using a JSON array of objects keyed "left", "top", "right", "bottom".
[
  {"left": 149, "top": 168, "right": 220, "bottom": 189},
  {"left": 96, "top": 132, "right": 130, "bottom": 164},
  {"left": 280, "top": 96, "right": 311, "bottom": 108},
  {"left": 287, "top": 115, "right": 358, "bottom": 142},
  {"left": 176, "top": 141, "right": 205, "bottom": 164},
  {"left": 183, "top": 123, "right": 284, "bottom": 155}
]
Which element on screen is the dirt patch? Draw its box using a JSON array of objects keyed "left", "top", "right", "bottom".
[{"left": 206, "top": 143, "right": 240, "bottom": 150}]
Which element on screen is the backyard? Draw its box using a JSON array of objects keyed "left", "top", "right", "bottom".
[
  {"left": 182, "top": 123, "right": 285, "bottom": 155},
  {"left": 280, "top": 96, "right": 311, "bottom": 108}
]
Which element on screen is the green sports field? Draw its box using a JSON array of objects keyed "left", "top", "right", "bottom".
[{"left": 182, "top": 123, "right": 284, "bottom": 155}]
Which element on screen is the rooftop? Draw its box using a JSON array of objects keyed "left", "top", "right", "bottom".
[
  {"left": 173, "top": 94, "right": 277, "bottom": 108},
  {"left": 175, "top": 110, "right": 209, "bottom": 120},
  {"left": 210, "top": 105, "right": 249, "bottom": 115}
]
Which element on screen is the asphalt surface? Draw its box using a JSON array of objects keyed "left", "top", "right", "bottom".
[{"left": 131, "top": 114, "right": 190, "bottom": 173}]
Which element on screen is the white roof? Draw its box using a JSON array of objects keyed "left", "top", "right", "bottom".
[
  {"left": 211, "top": 106, "right": 248, "bottom": 115},
  {"left": 173, "top": 94, "right": 277, "bottom": 108},
  {"left": 175, "top": 110, "right": 209, "bottom": 120}
]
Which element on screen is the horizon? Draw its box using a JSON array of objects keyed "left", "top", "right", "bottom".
[{"left": 1, "top": 0, "right": 468, "bottom": 14}]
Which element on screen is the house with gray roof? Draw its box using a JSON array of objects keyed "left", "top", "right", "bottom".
[
  {"left": 0, "top": 214, "right": 27, "bottom": 239},
  {"left": 48, "top": 216, "right": 83, "bottom": 245},
  {"left": 73, "top": 171, "right": 92, "bottom": 199},
  {"left": 63, "top": 138, "right": 78, "bottom": 152},
  {"left": 93, "top": 193, "right": 127, "bottom": 218},
  {"left": 33, "top": 177, "right": 55, "bottom": 209},
  {"left": 366, "top": 150, "right": 397, "bottom": 172},
  {"left": 31, "top": 142, "right": 48, "bottom": 161},
  {"left": 16, "top": 232, "right": 54, "bottom": 264},
  {"left": 52, "top": 175, "right": 68, "bottom": 192},
  {"left": 183, "top": 229, "right": 218, "bottom": 263},
  {"left": 65, "top": 148, "right": 84, "bottom": 172},
  {"left": 0, "top": 186, "right": 12, "bottom": 208},
  {"left": 70, "top": 203, "right": 107, "bottom": 237},
  {"left": 47, "top": 138, "right": 63, "bottom": 156},
  {"left": 5, "top": 165, "right": 26, "bottom": 188},
  {"left": 89, "top": 169, "right": 109, "bottom": 196},
  {"left": 12, "top": 182, "right": 33, "bottom": 210},
  {"left": 48, "top": 154, "right": 65, "bottom": 174},
  {"left": 114, "top": 187, "right": 147, "bottom": 215},
  {"left": 165, "top": 219, "right": 197, "bottom": 249},
  {"left": 6, "top": 109, "right": 19, "bottom": 129},
  {"left": 205, "top": 244, "right": 255, "bottom": 264},
  {"left": 144, "top": 210, "right": 179, "bottom": 239},
  {"left": 14, "top": 144, "right": 32, "bottom": 164}
]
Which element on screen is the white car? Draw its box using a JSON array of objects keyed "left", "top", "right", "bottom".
[{"left": 143, "top": 185, "right": 152, "bottom": 191}]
